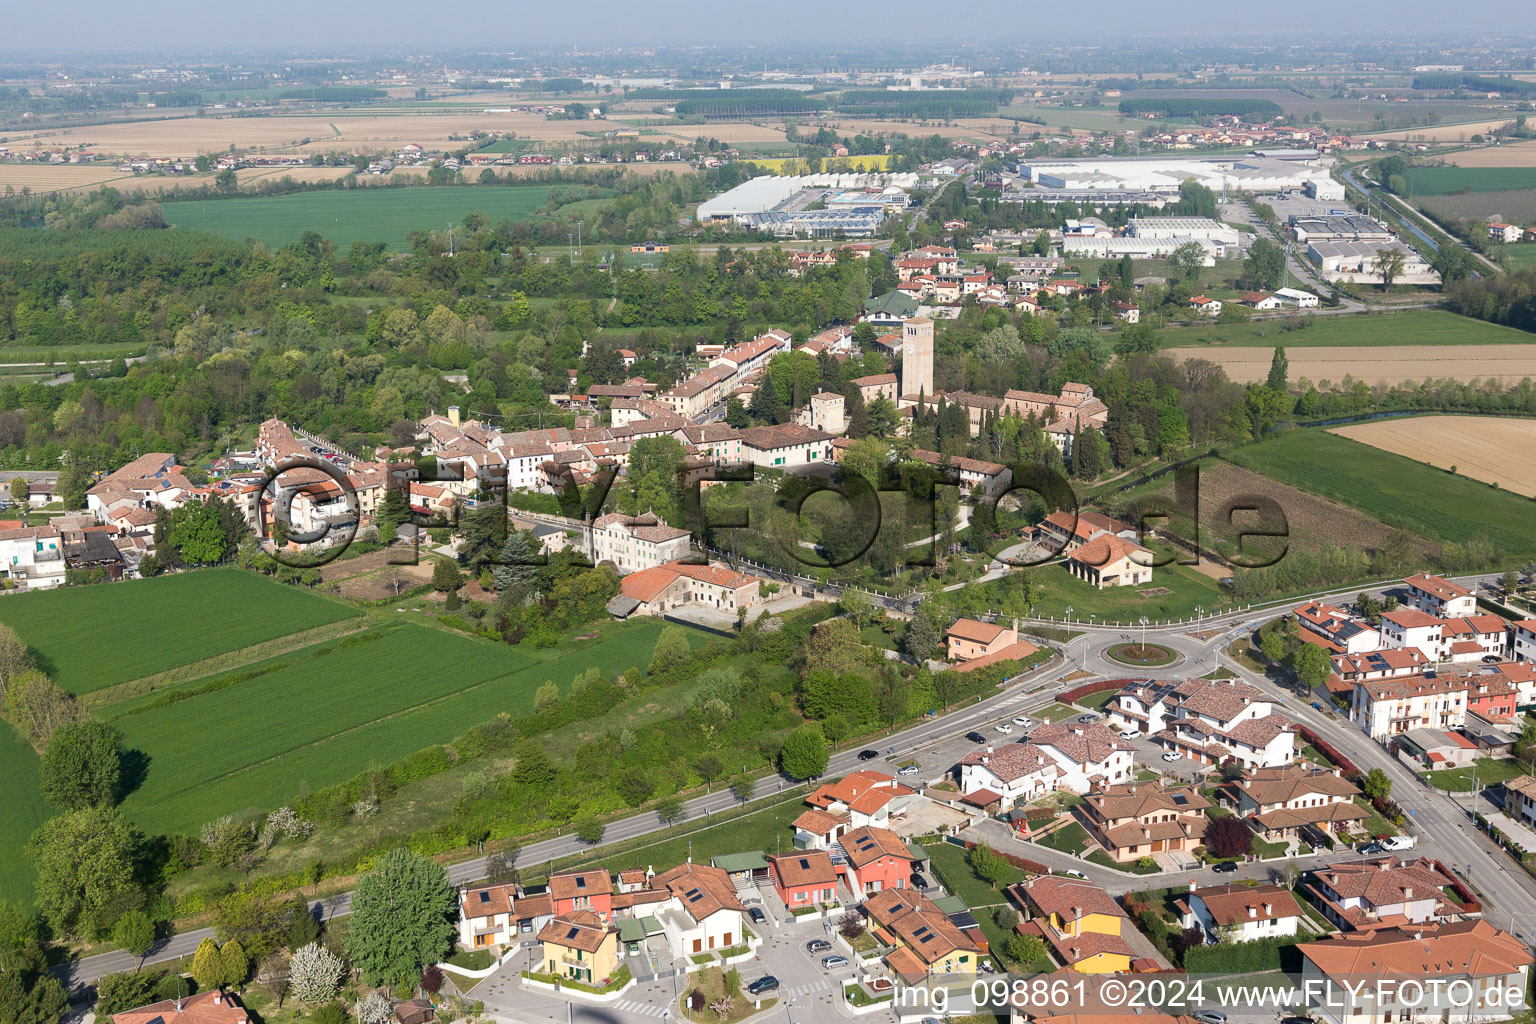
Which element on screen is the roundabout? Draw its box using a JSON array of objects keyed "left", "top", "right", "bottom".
[{"left": 1104, "top": 641, "right": 1179, "bottom": 667}]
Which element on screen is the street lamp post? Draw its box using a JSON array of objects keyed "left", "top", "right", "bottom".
[{"left": 1139, "top": 617, "right": 1149, "bottom": 653}]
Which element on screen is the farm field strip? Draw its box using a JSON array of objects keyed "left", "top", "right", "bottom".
[
  {"left": 1226, "top": 429, "right": 1536, "bottom": 556},
  {"left": 0, "top": 568, "right": 362, "bottom": 695},
  {"left": 1420, "top": 189, "right": 1536, "bottom": 225},
  {"left": 1329, "top": 415, "right": 1536, "bottom": 498},
  {"left": 1163, "top": 344, "right": 1536, "bottom": 385},
  {"left": 1400, "top": 166, "right": 1536, "bottom": 195},
  {"left": 113, "top": 617, "right": 683, "bottom": 835},
  {"left": 0, "top": 723, "right": 45, "bottom": 905},
  {"left": 1156, "top": 309, "right": 1535, "bottom": 349},
  {"left": 161, "top": 185, "right": 576, "bottom": 248},
  {"left": 1445, "top": 141, "right": 1536, "bottom": 167},
  {"left": 1361, "top": 118, "right": 1522, "bottom": 142}
]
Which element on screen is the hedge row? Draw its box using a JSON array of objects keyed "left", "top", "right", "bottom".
[
  {"left": 1182, "top": 934, "right": 1303, "bottom": 974},
  {"left": 1059, "top": 678, "right": 1137, "bottom": 704}
]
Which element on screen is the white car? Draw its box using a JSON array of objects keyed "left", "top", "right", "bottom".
[
  {"left": 1012, "top": 716, "right": 1034, "bottom": 727},
  {"left": 1059, "top": 869, "right": 1088, "bottom": 880},
  {"left": 1121, "top": 729, "right": 1142, "bottom": 739},
  {"left": 1161, "top": 751, "right": 1181, "bottom": 762},
  {"left": 995, "top": 723, "right": 1014, "bottom": 735},
  {"left": 898, "top": 763, "right": 920, "bottom": 776}
]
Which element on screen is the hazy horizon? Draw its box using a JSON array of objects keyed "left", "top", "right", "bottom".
[{"left": 3, "top": 0, "right": 1536, "bottom": 56}]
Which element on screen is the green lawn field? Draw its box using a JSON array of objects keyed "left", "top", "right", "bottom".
[
  {"left": 1401, "top": 166, "right": 1536, "bottom": 196},
  {"left": 106, "top": 616, "right": 686, "bottom": 836},
  {"left": 1227, "top": 429, "right": 1536, "bottom": 558},
  {"left": 1502, "top": 242, "right": 1536, "bottom": 270},
  {"left": 1156, "top": 309, "right": 1535, "bottom": 349},
  {"left": 0, "top": 723, "right": 45, "bottom": 905},
  {"left": 0, "top": 569, "right": 361, "bottom": 695},
  {"left": 162, "top": 186, "right": 571, "bottom": 249}
]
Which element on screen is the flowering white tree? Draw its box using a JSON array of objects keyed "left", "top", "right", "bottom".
[
  {"left": 357, "top": 991, "right": 394, "bottom": 1024},
  {"left": 288, "top": 942, "right": 347, "bottom": 1004}
]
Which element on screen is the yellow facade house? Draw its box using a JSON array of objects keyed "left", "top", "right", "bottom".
[
  {"left": 1012, "top": 876, "right": 1136, "bottom": 974},
  {"left": 538, "top": 910, "right": 620, "bottom": 987}
]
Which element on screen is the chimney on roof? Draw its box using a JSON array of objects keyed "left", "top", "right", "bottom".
[
  {"left": 987, "top": 744, "right": 994, "bottom": 755},
  {"left": 213, "top": 992, "right": 223, "bottom": 1006},
  {"left": 1188, "top": 880, "right": 1197, "bottom": 892},
  {"left": 448, "top": 405, "right": 461, "bottom": 428}
]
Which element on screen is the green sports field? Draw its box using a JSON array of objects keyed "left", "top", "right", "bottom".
[
  {"left": 1156, "top": 309, "right": 1535, "bottom": 349},
  {"left": 1400, "top": 166, "right": 1536, "bottom": 196},
  {"left": 0, "top": 723, "right": 45, "bottom": 904},
  {"left": 1227, "top": 428, "right": 1536, "bottom": 558},
  {"left": 0, "top": 569, "right": 361, "bottom": 695},
  {"left": 161, "top": 186, "right": 569, "bottom": 249}
]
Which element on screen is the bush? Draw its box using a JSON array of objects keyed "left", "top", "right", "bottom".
[{"left": 1183, "top": 935, "right": 1301, "bottom": 973}]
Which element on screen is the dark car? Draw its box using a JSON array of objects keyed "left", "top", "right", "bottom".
[
  {"left": 966, "top": 731, "right": 988, "bottom": 743},
  {"left": 748, "top": 907, "right": 767, "bottom": 924},
  {"left": 747, "top": 977, "right": 780, "bottom": 996},
  {"left": 1282, "top": 1016, "right": 1316, "bottom": 1024},
  {"left": 805, "top": 939, "right": 832, "bottom": 954},
  {"left": 1212, "top": 860, "right": 1238, "bottom": 874},
  {"left": 857, "top": 749, "right": 880, "bottom": 761},
  {"left": 1311, "top": 701, "right": 1325, "bottom": 712},
  {"left": 910, "top": 872, "right": 929, "bottom": 889}
]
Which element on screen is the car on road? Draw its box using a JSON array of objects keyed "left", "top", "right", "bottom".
[
  {"left": 857, "top": 749, "right": 880, "bottom": 761},
  {"left": 1161, "top": 751, "right": 1181, "bottom": 762},
  {"left": 805, "top": 939, "right": 832, "bottom": 954},
  {"left": 966, "top": 731, "right": 988, "bottom": 743},
  {"left": 1212, "top": 861, "right": 1238, "bottom": 874},
  {"left": 1311, "top": 701, "right": 1325, "bottom": 712},
  {"left": 1012, "top": 716, "right": 1034, "bottom": 727},
  {"left": 898, "top": 763, "right": 919, "bottom": 776},
  {"left": 1360, "top": 842, "right": 1384, "bottom": 854},
  {"left": 995, "top": 723, "right": 1014, "bottom": 735},
  {"left": 748, "top": 907, "right": 767, "bottom": 925},
  {"left": 821, "top": 955, "right": 849, "bottom": 969},
  {"left": 1060, "top": 869, "right": 1088, "bottom": 880},
  {"left": 910, "top": 872, "right": 929, "bottom": 889},
  {"left": 747, "top": 977, "right": 779, "bottom": 995},
  {"left": 1194, "top": 1013, "right": 1227, "bottom": 1024},
  {"left": 1282, "top": 1016, "right": 1316, "bottom": 1024}
]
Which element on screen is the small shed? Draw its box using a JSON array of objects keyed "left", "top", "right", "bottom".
[{"left": 394, "top": 999, "right": 435, "bottom": 1024}]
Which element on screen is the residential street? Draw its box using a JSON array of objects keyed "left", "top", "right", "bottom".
[{"left": 59, "top": 569, "right": 1535, "bottom": 1002}]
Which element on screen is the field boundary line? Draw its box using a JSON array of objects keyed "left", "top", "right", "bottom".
[{"left": 84, "top": 617, "right": 371, "bottom": 709}]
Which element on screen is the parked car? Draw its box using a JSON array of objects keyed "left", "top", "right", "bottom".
[
  {"left": 1012, "top": 716, "right": 1034, "bottom": 727},
  {"left": 1212, "top": 861, "right": 1238, "bottom": 874},
  {"left": 1311, "top": 701, "right": 1326, "bottom": 712},
  {"left": 1079, "top": 712, "right": 1103, "bottom": 723},
  {"left": 1060, "top": 869, "right": 1088, "bottom": 880},
  {"left": 898, "top": 763, "right": 919, "bottom": 776},
  {"left": 857, "top": 749, "right": 880, "bottom": 761},
  {"left": 995, "top": 723, "right": 1013, "bottom": 735},
  {"left": 966, "top": 731, "right": 988, "bottom": 743},
  {"left": 1282, "top": 1016, "right": 1316, "bottom": 1024},
  {"left": 1194, "top": 1013, "right": 1228, "bottom": 1024},
  {"left": 821, "top": 955, "right": 849, "bottom": 969},
  {"left": 1361, "top": 842, "right": 1384, "bottom": 855},
  {"left": 1380, "top": 835, "right": 1416, "bottom": 851},
  {"left": 805, "top": 939, "right": 832, "bottom": 954},
  {"left": 748, "top": 907, "right": 767, "bottom": 924},
  {"left": 1161, "top": 751, "right": 1181, "bottom": 762},
  {"left": 747, "top": 977, "right": 780, "bottom": 995},
  {"left": 1121, "top": 729, "right": 1142, "bottom": 739},
  {"left": 910, "top": 872, "right": 929, "bottom": 889}
]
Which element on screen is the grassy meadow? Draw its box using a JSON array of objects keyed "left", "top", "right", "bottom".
[
  {"left": 1227, "top": 428, "right": 1536, "bottom": 558},
  {"left": 0, "top": 569, "right": 361, "bottom": 695},
  {"left": 1400, "top": 166, "right": 1536, "bottom": 195},
  {"left": 162, "top": 185, "right": 583, "bottom": 248},
  {"left": 0, "top": 723, "right": 46, "bottom": 904},
  {"left": 1155, "top": 309, "right": 1535, "bottom": 349}
]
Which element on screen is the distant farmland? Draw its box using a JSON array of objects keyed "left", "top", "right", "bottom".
[
  {"left": 1400, "top": 166, "right": 1536, "bottom": 195},
  {"left": 162, "top": 185, "right": 583, "bottom": 248}
]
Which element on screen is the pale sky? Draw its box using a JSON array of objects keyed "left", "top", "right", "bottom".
[{"left": 1, "top": 0, "right": 1533, "bottom": 54}]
